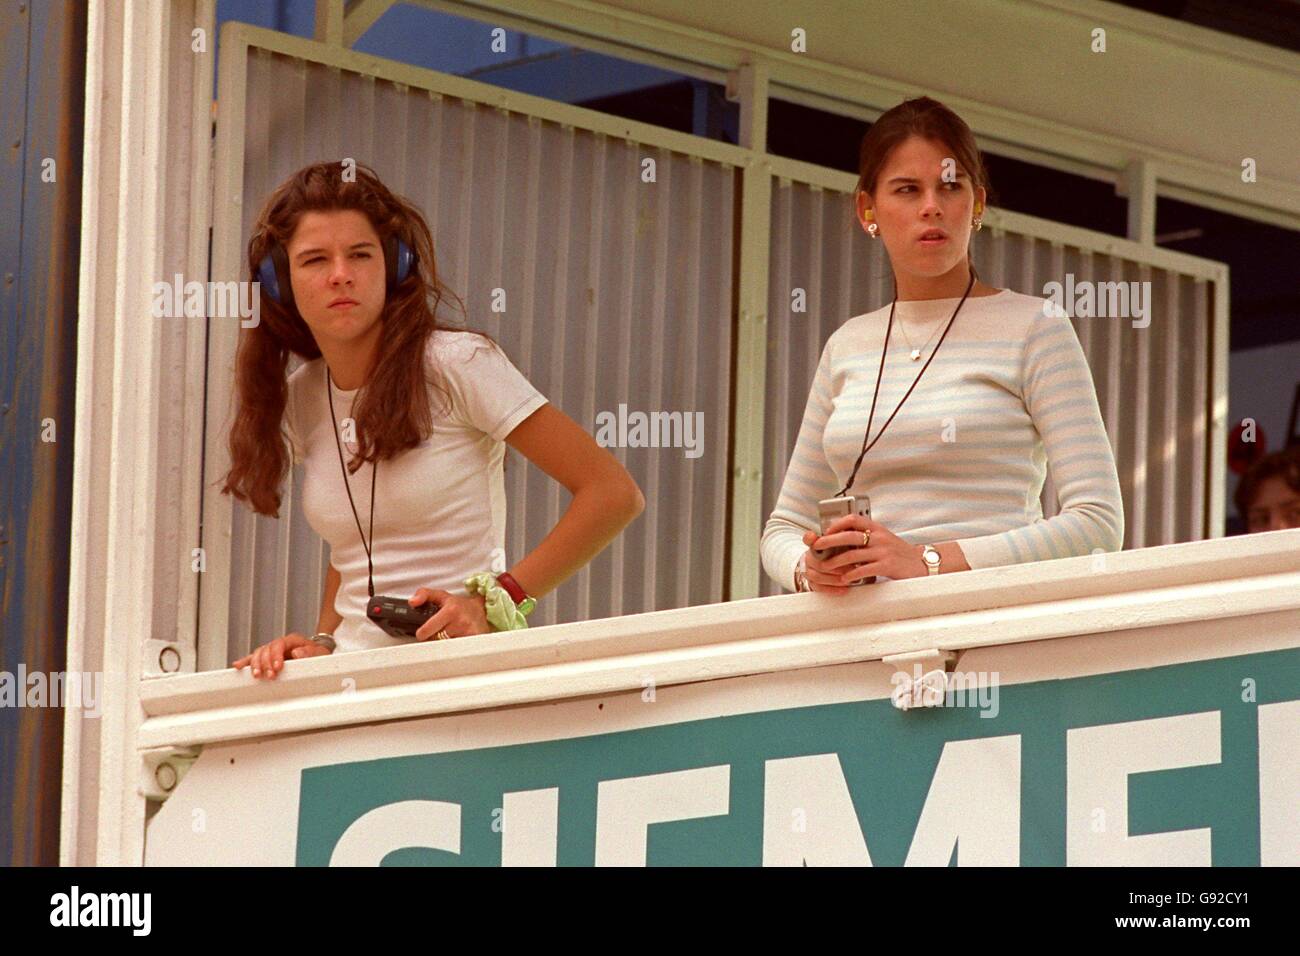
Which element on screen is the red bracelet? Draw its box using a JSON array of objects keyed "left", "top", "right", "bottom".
[{"left": 495, "top": 572, "right": 530, "bottom": 605}]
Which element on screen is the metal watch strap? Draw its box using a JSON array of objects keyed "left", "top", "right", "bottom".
[{"left": 309, "top": 632, "right": 337, "bottom": 652}]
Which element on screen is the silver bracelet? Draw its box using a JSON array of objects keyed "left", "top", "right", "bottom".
[
  {"left": 793, "top": 555, "right": 810, "bottom": 593},
  {"left": 309, "top": 632, "right": 337, "bottom": 652}
]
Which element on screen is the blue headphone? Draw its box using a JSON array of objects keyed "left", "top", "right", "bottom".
[{"left": 256, "top": 233, "right": 416, "bottom": 318}]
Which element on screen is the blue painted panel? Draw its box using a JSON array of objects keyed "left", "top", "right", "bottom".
[{"left": 0, "top": 0, "right": 84, "bottom": 867}]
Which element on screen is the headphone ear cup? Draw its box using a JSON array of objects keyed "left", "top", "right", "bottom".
[
  {"left": 383, "top": 235, "right": 416, "bottom": 290},
  {"left": 394, "top": 239, "right": 415, "bottom": 285},
  {"left": 264, "top": 243, "right": 295, "bottom": 317},
  {"left": 257, "top": 253, "right": 281, "bottom": 304}
]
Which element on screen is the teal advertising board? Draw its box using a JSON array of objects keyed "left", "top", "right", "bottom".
[{"left": 292, "top": 647, "right": 1299, "bottom": 866}]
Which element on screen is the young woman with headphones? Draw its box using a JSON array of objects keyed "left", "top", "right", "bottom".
[
  {"left": 222, "top": 161, "right": 644, "bottom": 679},
  {"left": 762, "top": 97, "right": 1124, "bottom": 593}
]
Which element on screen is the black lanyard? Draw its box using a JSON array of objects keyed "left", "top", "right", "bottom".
[
  {"left": 837, "top": 271, "right": 975, "bottom": 497},
  {"left": 327, "top": 374, "right": 377, "bottom": 599}
]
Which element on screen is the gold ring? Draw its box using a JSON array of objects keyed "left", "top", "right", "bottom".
[
  {"left": 435, "top": 628, "right": 451, "bottom": 641},
  {"left": 862, "top": 530, "right": 871, "bottom": 547}
]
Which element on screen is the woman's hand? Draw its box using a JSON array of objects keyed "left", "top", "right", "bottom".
[
  {"left": 233, "top": 632, "right": 332, "bottom": 680},
  {"left": 410, "top": 588, "right": 491, "bottom": 641},
  {"left": 801, "top": 515, "right": 926, "bottom": 591},
  {"left": 800, "top": 528, "right": 856, "bottom": 595}
]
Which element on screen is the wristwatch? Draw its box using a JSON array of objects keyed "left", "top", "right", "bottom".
[
  {"left": 309, "top": 632, "right": 337, "bottom": 652},
  {"left": 794, "top": 556, "right": 810, "bottom": 593},
  {"left": 921, "top": 545, "right": 942, "bottom": 576}
]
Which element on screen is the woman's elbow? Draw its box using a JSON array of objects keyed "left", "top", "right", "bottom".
[
  {"left": 1106, "top": 499, "right": 1125, "bottom": 551},
  {"left": 1104, "top": 522, "right": 1124, "bottom": 554},
  {"left": 625, "top": 478, "right": 647, "bottom": 520},
  {"left": 1091, "top": 503, "right": 1125, "bottom": 554},
  {"left": 609, "top": 470, "right": 645, "bottom": 523},
  {"left": 581, "top": 449, "right": 644, "bottom": 523}
]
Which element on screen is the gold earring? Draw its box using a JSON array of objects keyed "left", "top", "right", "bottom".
[
  {"left": 863, "top": 208, "right": 879, "bottom": 238},
  {"left": 972, "top": 216, "right": 982, "bottom": 232}
]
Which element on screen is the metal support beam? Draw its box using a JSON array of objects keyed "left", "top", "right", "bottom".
[
  {"left": 725, "top": 60, "right": 770, "bottom": 599},
  {"left": 314, "top": 0, "right": 345, "bottom": 45},
  {"left": 343, "top": 0, "right": 396, "bottom": 47},
  {"left": 1120, "top": 159, "right": 1158, "bottom": 245},
  {"left": 410, "top": 0, "right": 1300, "bottom": 231},
  {"left": 62, "top": 0, "right": 179, "bottom": 867},
  {"left": 63, "top": 0, "right": 216, "bottom": 866}
]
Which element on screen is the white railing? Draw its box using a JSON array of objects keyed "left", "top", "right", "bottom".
[{"left": 143, "top": 529, "right": 1300, "bottom": 748}]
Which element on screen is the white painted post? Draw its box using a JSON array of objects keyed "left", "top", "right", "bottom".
[
  {"left": 342, "top": 0, "right": 396, "bottom": 48},
  {"left": 1121, "top": 158, "right": 1157, "bottom": 246},
  {"left": 314, "top": 0, "right": 345, "bottom": 45},
  {"left": 62, "top": 0, "right": 195, "bottom": 865},
  {"left": 726, "top": 59, "right": 771, "bottom": 600}
]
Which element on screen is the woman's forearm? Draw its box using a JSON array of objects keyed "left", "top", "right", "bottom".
[
  {"left": 761, "top": 517, "right": 815, "bottom": 592},
  {"left": 932, "top": 540, "right": 972, "bottom": 574},
  {"left": 507, "top": 480, "right": 644, "bottom": 599},
  {"left": 316, "top": 562, "right": 343, "bottom": 633}
]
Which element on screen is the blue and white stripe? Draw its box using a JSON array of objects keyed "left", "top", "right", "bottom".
[{"left": 761, "top": 289, "right": 1125, "bottom": 590}]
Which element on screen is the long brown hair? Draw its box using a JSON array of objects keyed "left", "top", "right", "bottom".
[
  {"left": 220, "top": 161, "right": 469, "bottom": 518},
  {"left": 855, "top": 96, "right": 992, "bottom": 273}
]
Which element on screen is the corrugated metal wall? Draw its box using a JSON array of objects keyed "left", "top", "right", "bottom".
[
  {"left": 200, "top": 36, "right": 1224, "bottom": 664},
  {"left": 0, "top": 0, "right": 85, "bottom": 867},
  {"left": 210, "top": 49, "right": 736, "bottom": 663},
  {"left": 760, "top": 180, "right": 1215, "bottom": 594}
]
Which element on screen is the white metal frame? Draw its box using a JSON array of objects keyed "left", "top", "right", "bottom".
[
  {"left": 383, "top": 0, "right": 1300, "bottom": 232},
  {"left": 63, "top": 0, "right": 219, "bottom": 867}
]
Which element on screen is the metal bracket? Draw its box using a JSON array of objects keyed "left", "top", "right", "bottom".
[
  {"left": 883, "top": 648, "right": 956, "bottom": 711},
  {"left": 141, "top": 746, "right": 202, "bottom": 802},
  {"left": 143, "top": 638, "right": 195, "bottom": 677}
]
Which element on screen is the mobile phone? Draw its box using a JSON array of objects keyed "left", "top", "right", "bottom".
[
  {"left": 367, "top": 595, "right": 441, "bottom": 638},
  {"left": 813, "top": 494, "right": 874, "bottom": 586}
]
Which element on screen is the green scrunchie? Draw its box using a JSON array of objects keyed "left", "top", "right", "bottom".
[{"left": 464, "top": 572, "right": 530, "bottom": 631}]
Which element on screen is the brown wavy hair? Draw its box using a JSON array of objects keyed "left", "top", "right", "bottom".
[
  {"left": 1235, "top": 444, "right": 1300, "bottom": 521},
  {"left": 219, "top": 160, "right": 474, "bottom": 518},
  {"left": 855, "top": 96, "right": 992, "bottom": 276}
]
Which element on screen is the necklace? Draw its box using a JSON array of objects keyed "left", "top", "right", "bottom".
[
  {"left": 837, "top": 271, "right": 975, "bottom": 497},
  {"left": 327, "top": 372, "right": 378, "bottom": 599},
  {"left": 895, "top": 307, "right": 947, "bottom": 361}
]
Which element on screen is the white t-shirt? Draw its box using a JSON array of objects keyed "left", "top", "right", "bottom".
[{"left": 283, "top": 330, "right": 547, "bottom": 653}]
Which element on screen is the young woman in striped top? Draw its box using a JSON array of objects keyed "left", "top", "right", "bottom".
[{"left": 761, "top": 97, "right": 1124, "bottom": 594}]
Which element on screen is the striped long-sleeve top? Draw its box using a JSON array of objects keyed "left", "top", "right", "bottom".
[{"left": 760, "top": 288, "right": 1125, "bottom": 591}]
